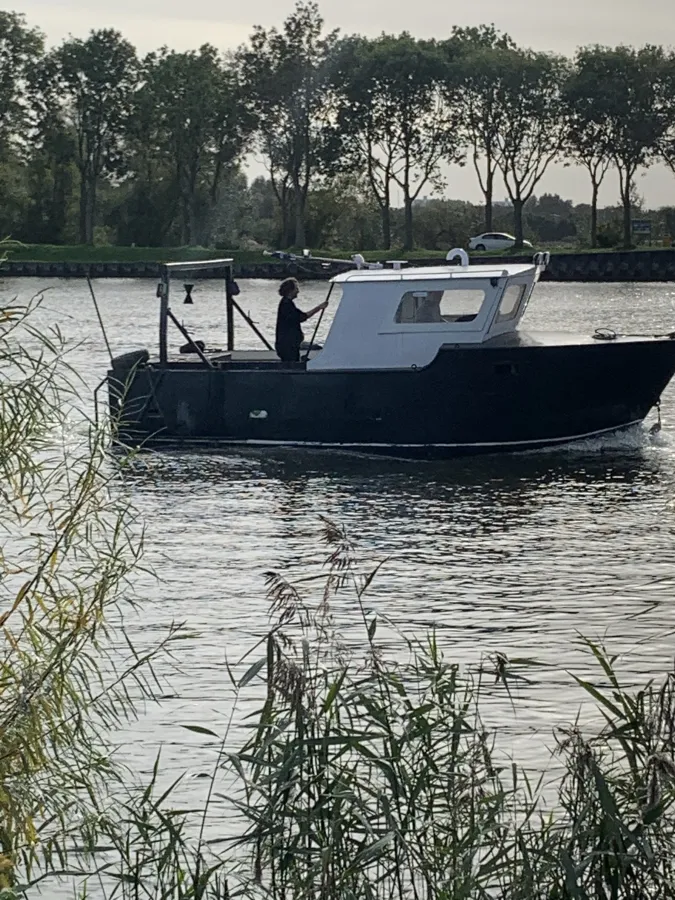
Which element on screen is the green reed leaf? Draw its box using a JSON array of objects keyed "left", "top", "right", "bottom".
[{"left": 180, "top": 725, "right": 220, "bottom": 738}]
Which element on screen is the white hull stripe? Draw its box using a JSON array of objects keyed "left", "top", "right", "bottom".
[{"left": 136, "top": 419, "right": 645, "bottom": 450}]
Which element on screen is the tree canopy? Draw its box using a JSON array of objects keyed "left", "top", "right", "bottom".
[
  {"left": 237, "top": 2, "right": 338, "bottom": 247},
  {"left": 1, "top": 5, "right": 675, "bottom": 250},
  {"left": 568, "top": 45, "right": 673, "bottom": 248}
]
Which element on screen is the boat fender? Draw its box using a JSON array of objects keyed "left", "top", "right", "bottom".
[{"left": 111, "top": 348, "right": 150, "bottom": 371}]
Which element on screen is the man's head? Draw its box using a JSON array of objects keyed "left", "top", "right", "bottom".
[{"left": 279, "top": 278, "right": 300, "bottom": 300}]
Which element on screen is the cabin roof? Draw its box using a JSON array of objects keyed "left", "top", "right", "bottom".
[
  {"left": 332, "top": 262, "right": 536, "bottom": 284},
  {"left": 160, "top": 258, "right": 234, "bottom": 276}
]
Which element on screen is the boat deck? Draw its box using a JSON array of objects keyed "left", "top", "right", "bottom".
[
  {"left": 482, "top": 329, "right": 674, "bottom": 348},
  {"left": 148, "top": 349, "right": 321, "bottom": 369},
  {"left": 149, "top": 331, "right": 673, "bottom": 370}
]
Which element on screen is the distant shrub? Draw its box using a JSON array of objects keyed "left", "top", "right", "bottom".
[{"left": 596, "top": 222, "right": 623, "bottom": 248}]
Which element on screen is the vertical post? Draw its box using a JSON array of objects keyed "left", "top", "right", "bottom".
[
  {"left": 159, "top": 268, "right": 169, "bottom": 365},
  {"left": 225, "top": 268, "right": 235, "bottom": 352}
]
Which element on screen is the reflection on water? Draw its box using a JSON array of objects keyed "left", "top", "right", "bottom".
[{"left": 3, "top": 276, "right": 675, "bottom": 784}]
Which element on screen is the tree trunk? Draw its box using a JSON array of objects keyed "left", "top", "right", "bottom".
[
  {"left": 51, "top": 166, "right": 68, "bottom": 243},
  {"left": 483, "top": 168, "right": 494, "bottom": 232},
  {"left": 87, "top": 177, "right": 97, "bottom": 245},
  {"left": 270, "top": 175, "right": 291, "bottom": 248},
  {"left": 590, "top": 180, "right": 599, "bottom": 249},
  {"left": 513, "top": 198, "right": 524, "bottom": 248},
  {"left": 281, "top": 198, "right": 292, "bottom": 248},
  {"left": 403, "top": 194, "right": 414, "bottom": 252},
  {"left": 180, "top": 200, "right": 190, "bottom": 246},
  {"left": 294, "top": 189, "right": 306, "bottom": 248},
  {"left": 621, "top": 181, "right": 632, "bottom": 249},
  {"left": 78, "top": 175, "right": 88, "bottom": 245},
  {"left": 381, "top": 206, "right": 391, "bottom": 251},
  {"left": 189, "top": 195, "right": 200, "bottom": 246}
]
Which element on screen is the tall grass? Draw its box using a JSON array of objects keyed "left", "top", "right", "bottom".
[
  {"left": 0, "top": 282, "right": 183, "bottom": 895},
  {"left": 221, "top": 519, "right": 675, "bottom": 900}
]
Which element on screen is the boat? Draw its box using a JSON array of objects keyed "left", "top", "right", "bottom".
[{"left": 106, "top": 249, "right": 675, "bottom": 459}]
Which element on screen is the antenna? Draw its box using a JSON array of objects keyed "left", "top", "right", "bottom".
[{"left": 264, "top": 249, "right": 383, "bottom": 271}]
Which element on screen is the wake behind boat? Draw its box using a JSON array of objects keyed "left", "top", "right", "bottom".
[{"left": 106, "top": 249, "right": 675, "bottom": 458}]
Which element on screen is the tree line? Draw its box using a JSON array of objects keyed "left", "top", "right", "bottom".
[{"left": 2, "top": 3, "right": 675, "bottom": 252}]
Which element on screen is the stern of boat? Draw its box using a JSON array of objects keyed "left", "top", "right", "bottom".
[{"left": 107, "top": 348, "right": 152, "bottom": 442}]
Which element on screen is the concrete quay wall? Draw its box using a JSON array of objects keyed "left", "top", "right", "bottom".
[{"left": 3, "top": 250, "right": 675, "bottom": 282}]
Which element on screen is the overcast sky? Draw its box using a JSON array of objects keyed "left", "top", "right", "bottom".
[{"left": 10, "top": 0, "right": 675, "bottom": 209}]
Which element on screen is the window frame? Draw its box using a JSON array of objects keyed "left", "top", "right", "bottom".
[
  {"left": 381, "top": 279, "right": 497, "bottom": 334},
  {"left": 488, "top": 278, "right": 532, "bottom": 331},
  {"left": 495, "top": 282, "right": 527, "bottom": 323}
]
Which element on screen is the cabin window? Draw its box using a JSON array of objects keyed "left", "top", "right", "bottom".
[
  {"left": 496, "top": 284, "right": 526, "bottom": 323},
  {"left": 395, "top": 288, "right": 486, "bottom": 325}
]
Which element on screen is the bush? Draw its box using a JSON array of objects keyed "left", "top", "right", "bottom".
[{"left": 596, "top": 222, "right": 623, "bottom": 249}]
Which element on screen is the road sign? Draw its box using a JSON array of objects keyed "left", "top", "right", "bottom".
[{"left": 632, "top": 220, "right": 652, "bottom": 235}]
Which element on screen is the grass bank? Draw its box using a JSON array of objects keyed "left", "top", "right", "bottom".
[{"left": 6, "top": 241, "right": 674, "bottom": 265}]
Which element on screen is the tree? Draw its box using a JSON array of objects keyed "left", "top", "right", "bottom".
[
  {"left": 328, "top": 36, "right": 399, "bottom": 249},
  {"left": 52, "top": 29, "right": 137, "bottom": 244},
  {"left": 238, "top": 2, "right": 338, "bottom": 248},
  {"left": 525, "top": 193, "right": 577, "bottom": 242},
  {"left": 573, "top": 45, "right": 671, "bottom": 249},
  {"left": 562, "top": 57, "right": 614, "bottom": 247},
  {"left": 492, "top": 48, "right": 568, "bottom": 248},
  {"left": 656, "top": 52, "right": 675, "bottom": 197},
  {"left": 385, "top": 37, "right": 463, "bottom": 252},
  {"left": 21, "top": 125, "right": 77, "bottom": 243},
  {"left": 24, "top": 52, "right": 77, "bottom": 244},
  {"left": 332, "top": 34, "right": 462, "bottom": 252},
  {"left": 411, "top": 197, "right": 481, "bottom": 250},
  {"left": 129, "top": 46, "right": 252, "bottom": 245},
  {"left": 448, "top": 25, "right": 516, "bottom": 232},
  {"left": 0, "top": 11, "right": 43, "bottom": 151},
  {"left": 0, "top": 11, "right": 44, "bottom": 239}
]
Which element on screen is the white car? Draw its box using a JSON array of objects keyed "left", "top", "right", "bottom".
[{"left": 468, "top": 232, "right": 533, "bottom": 252}]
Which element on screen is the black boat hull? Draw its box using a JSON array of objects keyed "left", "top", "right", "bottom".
[{"left": 108, "top": 338, "right": 675, "bottom": 459}]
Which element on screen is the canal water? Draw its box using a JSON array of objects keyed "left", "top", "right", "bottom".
[{"left": 4, "top": 274, "right": 675, "bottom": 810}]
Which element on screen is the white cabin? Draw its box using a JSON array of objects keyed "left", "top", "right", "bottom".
[{"left": 307, "top": 251, "right": 549, "bottom": 372}]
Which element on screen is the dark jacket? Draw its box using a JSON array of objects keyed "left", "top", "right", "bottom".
[{"left": 275, "top": 296, "right": 308, "bottom": 361}]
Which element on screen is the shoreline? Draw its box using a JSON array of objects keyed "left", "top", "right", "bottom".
[{"left": 2, "top": 248, "right": 675, "bottom": 282}]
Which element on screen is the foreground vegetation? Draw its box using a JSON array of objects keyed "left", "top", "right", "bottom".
[
  {"left": 221, "top": 527, "right": 675, "bottom": 899},
  {"left": 0, "top": 280, "right": 184, "bottom": 893},
  {"left": 3, "top": 5, "right": 675, "bottom": 254},
  {"left": 2, "top": 285, "right": 675, "bottom": 897}
]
